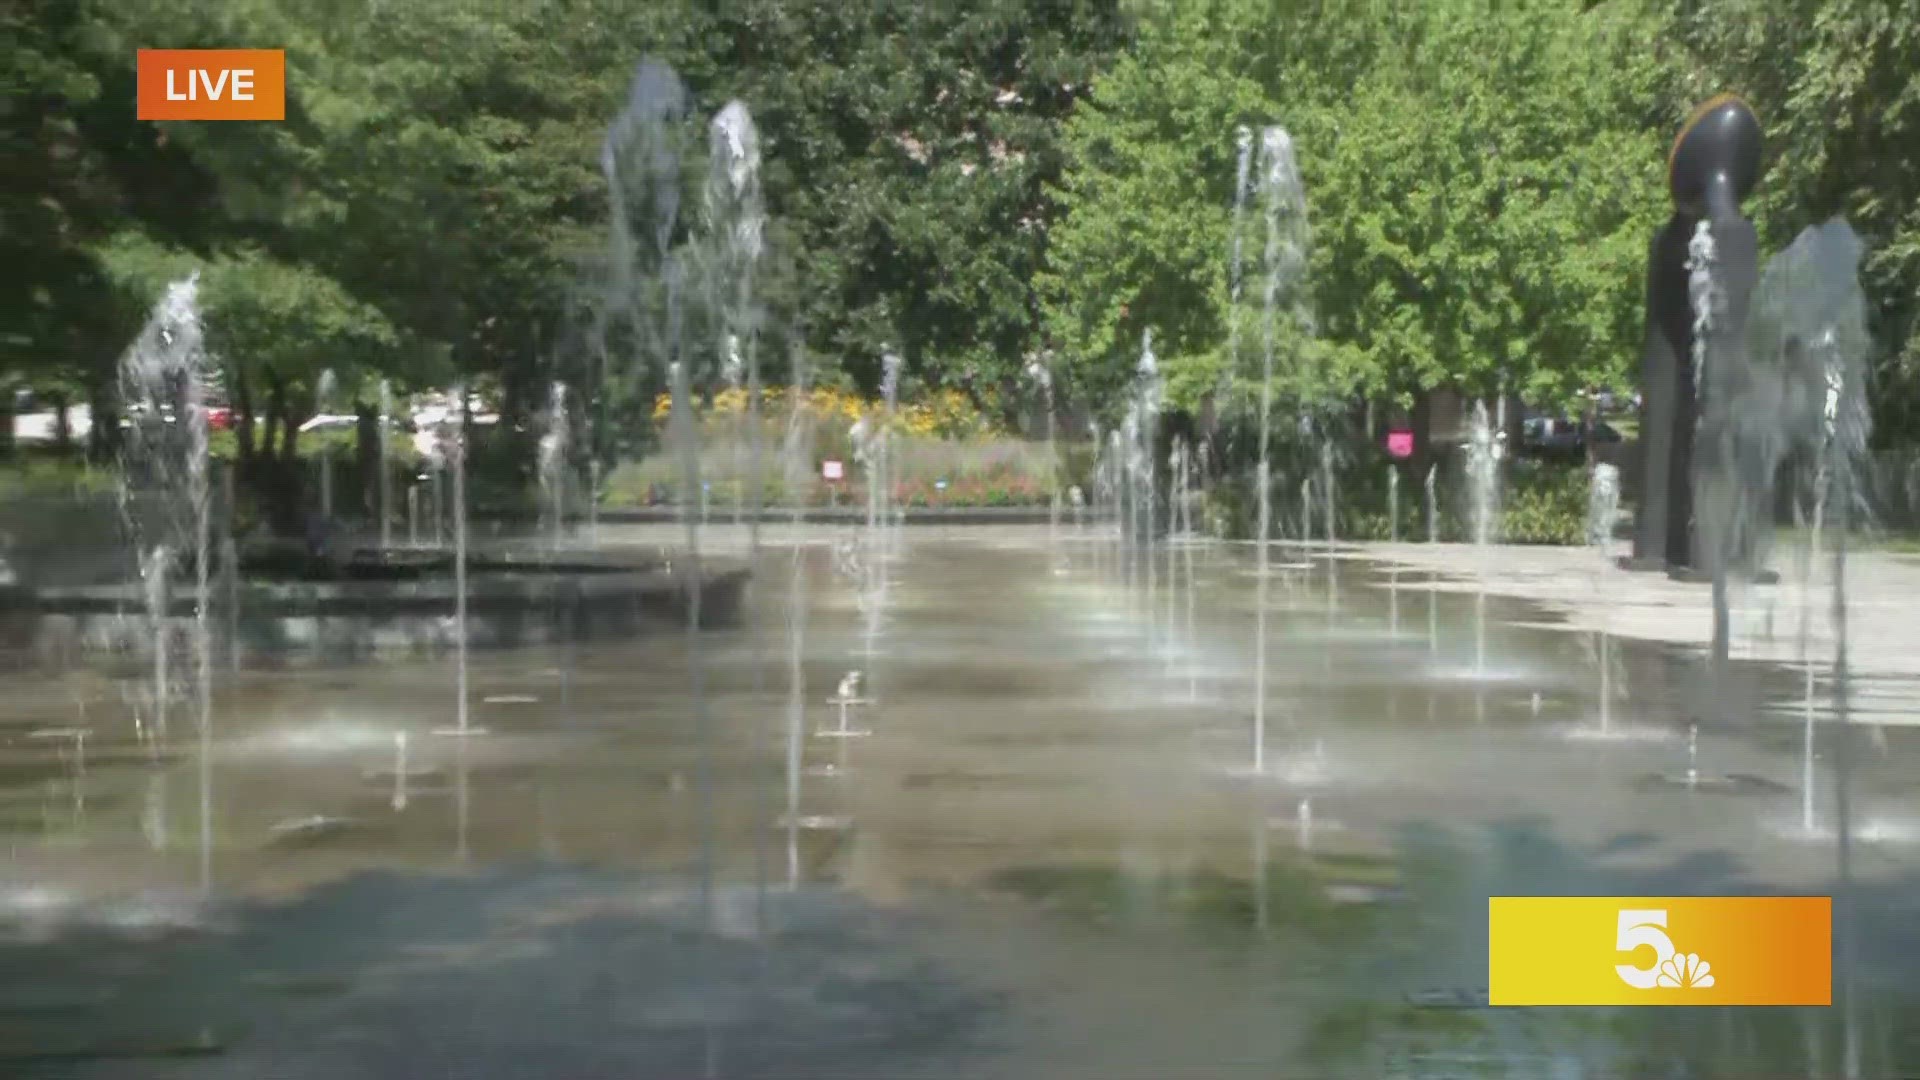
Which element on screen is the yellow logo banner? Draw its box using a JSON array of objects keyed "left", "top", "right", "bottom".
[{"left": 1489, "top": 896, "right": 1830, "bottom": 1006}]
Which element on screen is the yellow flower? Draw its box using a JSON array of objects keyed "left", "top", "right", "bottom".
[{"left": 644, "top": 378, "right": 1005, "bottom": 439}]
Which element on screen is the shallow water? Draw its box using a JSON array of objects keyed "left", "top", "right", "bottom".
[{"left": 1, "top": 529, "right": 1916, "bottom": 1077}]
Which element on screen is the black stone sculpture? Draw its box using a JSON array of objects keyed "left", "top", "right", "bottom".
[{"left": 1629, "top": 95, "right": 1763, "bottom": 572}]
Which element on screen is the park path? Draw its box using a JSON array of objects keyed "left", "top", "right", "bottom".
[{"left": 1353, "top": 540, "right": 1920, "bottom": 728}]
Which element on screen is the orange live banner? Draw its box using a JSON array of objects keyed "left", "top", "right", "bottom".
[
  {"left": 137, "top": 50, "right": 285, "bottom": 121},
  {"left": 1489, "top": 896, "right": 1830, "bottom": 1006}
]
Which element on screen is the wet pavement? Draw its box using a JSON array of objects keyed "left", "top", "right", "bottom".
[{"left": 0, "top": 525, "right": 1915, "bottom": 1077}]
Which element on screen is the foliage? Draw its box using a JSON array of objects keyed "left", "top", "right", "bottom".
[
  {"left": 11, "top": 0, "right": 1920, "bottom": 546},
  {"left": 692, "top": 0, "right": 1132, "bottom": 405},
  {"left": 1661, "top": 0, "right": 1920, "bottom": 446},
  {"left": 893, "top": 472, "right": 1049, "bottom": 508},
  {"left": 1197, "top": 450, "right": 1592, "bottom": 546},
  {"left": 95, "top": 231, "right": 402, "bottom": 404},
  {"left": 1043, "top": 0, "right": 1673, "bottom": 439},
  {"left": 1304, "top": 1, "right": 1673, "bottom": 414},
  {"left": 9, "top": 0, "right": 1132, "bottom": 469},
  {"left": 603, "top": 433, "right": 1060, "bottom": 509},
  {"left": 1036, "top": 1, "right": 1278, "bottom": 415},
  {"left": 0, "top": 0, "right": 119, "bottom": 397},
  {"left": 649, "top": 384, "right": 1006, "bottom": 441},
  {"left": 0, "top": 452, "right": 119, "bottom": 501},
  {"left": 1494, "top": 458, "right": 1593, "bottom": 546}
]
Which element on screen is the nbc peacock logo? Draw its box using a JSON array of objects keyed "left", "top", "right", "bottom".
[
  {"left": 1615, "top": 908, "right": 1714, "bottom": 989},
  {"left": 1659, "top": 952, "right": 1715, "bottom": 989}
]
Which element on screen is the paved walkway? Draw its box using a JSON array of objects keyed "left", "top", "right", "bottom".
[
  {"left": 592, "top": 520, "right": 1920, "bottom": 724},
  {"left": 1353, "top": 539, "right": 1920, "bottom": 725}
]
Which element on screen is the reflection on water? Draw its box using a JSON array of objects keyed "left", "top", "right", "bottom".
[{"left": 0, "top": 529, "right": 1916, "bottom": 1076}]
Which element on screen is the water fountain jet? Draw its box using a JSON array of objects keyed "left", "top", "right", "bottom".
[
  {"left": 116, "top": 274, "right": 215, "bottom": 888},
  {"left": 1388, "top": 464, "right": 1399, "bottom": 543},
  {"left": 1027, "top": 355, "right": 1061, "bottom": 569},
  {"left": 430, "top": 402, "right": 485, "bottom": 740},
  {"left": 1463, "top": 401, "right": 1502, "bottom": 679},
  {"left": 316, "top": 368, "right": 337, "bottom": 522},
  {"left": 378, "top": 379, "right": 393, "bottom": 551},
  {"left": 1244, "top": 126, "right": 1311, "bottom": 776},
  {"left": 538, "top": 381, "right": 571, "bottom": 551},
  {"left": 782, "top": 342, "right": 815, "bottom": 889},
  {"left": 817, "top": 672, "right": 873, "bottom": 740},
  {"left": 1591, "top": 464, "right": 1621, "bottom": 736},
  {"left": 1424, "top": 463, "right": 1437, "bottom": 543}
]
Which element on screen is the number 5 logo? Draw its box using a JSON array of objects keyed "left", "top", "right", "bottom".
[{"left": 1615, "top": 908, "right": 1676, "bottom": 988}]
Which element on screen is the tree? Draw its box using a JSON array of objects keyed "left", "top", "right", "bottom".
[
  {"left": 1037, "top": 12, "right": 1277, "bottom": 419},
  {"left": 72, "top": 0, "right": 648, "bottom": 508},
  {"left": 1664, "top": 0, "right": 1920, "bottom": 444},
  {"left": 1, "top": 0, "right": 162, "bottom": 451},
  {"left": 95, "top": 231, "right": 401, "bottom": 529},
  {"left": 696, "top": 0, "right": 1131, "bottom": 407},
  {"left": 1043, "top": 0, "right": 1674, "bottom": 465},
  {"left": 1305, "top": 1, "right": 1672, "bottom": 414}
]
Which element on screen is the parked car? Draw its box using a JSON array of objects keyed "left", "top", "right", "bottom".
[
  {"left": 1521, "top": 415, "right": 1621, "bottom": 453},
  {"left": 299, "top": 413, "right": 359, "bottom": 433},
  {"left": 1576, "top": 388, "right": 1643, "bottom": 415}
]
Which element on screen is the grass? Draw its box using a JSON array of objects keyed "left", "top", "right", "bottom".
[{"left": 0, "top": 454, "right": 117, "bottom": 499}]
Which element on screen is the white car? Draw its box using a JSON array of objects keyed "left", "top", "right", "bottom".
[
  {"left": 11, "top": 405, "right": 93, "bottom": 442},
  {"left": 413, "top": 427, "right": 450, "bottom": 461},
  {"left": 298, "top": 413, "right": 359, "bottom": 433}
]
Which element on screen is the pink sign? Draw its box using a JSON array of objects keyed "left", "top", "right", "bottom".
[
  {"left": 822, "top": 459, "right": 845, "bottom": 481},
  {"left": 1386, "top": 429, "right": 1414, "bottom": 459}
]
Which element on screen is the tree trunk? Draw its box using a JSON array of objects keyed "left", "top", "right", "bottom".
[
  {"left": 1409, "top": 386, "right": 1435, "bottom": 488},
  {"left": 273, "top": 407, "right": 306, "bottom": 535},
  {"left": 253, "top": 374, "right": 282, "bottom": 534},
  {"left": 50, "top": 392, "right": 72, "bottom": 450},
  {"left": 1584, "top": 399, "right": 1598, "bottom": 472},
  {"left": 232, "top": 370, "right": 256, "bottom": 460},
  {"left": 86, "top": 380, "right": 119, "bottom": 460},
  {"left": 257, "top": 372, "right": 303, "bottom": 536},
  {"left": 498, "top": 376, "right": 539, "bottom": 487},
  {"left": 232, "top": 369, "right": 258, "bottom": 499},
  {"left": 260, "top": 405, "right": 282, "bottom": 474},
  {"left": 356, "top": 402, "right": 379, "bottom": 521}
]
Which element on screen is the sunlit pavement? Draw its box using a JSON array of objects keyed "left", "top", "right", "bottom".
[{"left": 0, "top": 525, "right": 1914, "bottom": 1077}]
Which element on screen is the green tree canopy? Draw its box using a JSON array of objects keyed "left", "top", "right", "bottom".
[
  {"left": 1664, "top": 0, "right": 1920, "bottom": 443},
  {"left": 1043, "top": 0, "right": 1675, "bottom": 442}
]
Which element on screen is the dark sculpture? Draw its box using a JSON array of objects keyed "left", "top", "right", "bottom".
[{"left": 1630, "top": 95, "right": 1763, "bottom": 572}]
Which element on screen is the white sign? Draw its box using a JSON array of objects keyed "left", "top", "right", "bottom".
[{"left": 822, "top": 459, "right": 844, "bottom": 481}]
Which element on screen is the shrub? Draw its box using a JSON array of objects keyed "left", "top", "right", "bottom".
[
  {"left": 0, "top": 454, "right": 118, "bottom": 500},
  {"left": 650, "top": 385, "right": 999, "bottom": 441},
  {"left": 602, "top": 431, "right": 1071, "bottom": 509},
  {"left": 1499, "top": 457, "right": 1590, "bottom": 545},
  {"left": 1196, "top": 446, "right": 1593, "bottom": 545}
]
